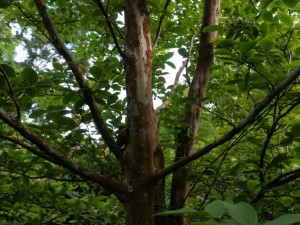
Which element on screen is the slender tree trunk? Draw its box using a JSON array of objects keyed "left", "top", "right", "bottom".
[
  {"left": 123, "top": 1, "right": 165, "bottom": 224},
  {"left": 170, "top": 1, "right": 221, "bottom": 224}
]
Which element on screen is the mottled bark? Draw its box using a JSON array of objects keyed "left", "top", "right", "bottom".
[
  {"left": 123, "top": 0, "right": 164, "bottom": 224},
  {"left": 170, "top": 1, "right": 221, "bottom": 224}
]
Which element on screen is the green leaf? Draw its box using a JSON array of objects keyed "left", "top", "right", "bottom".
[
  {"left": 155, "top": 207, "right": 198, "bottom": 216},
  {"left": 260, "top": 0, "right": 274, "bottom": 9},
  {"left": 205, "top": 200, "right": 227, "bottom": 218},
  {"left": 0, "top": 64, "right": 15, "bottom": 76},
  {"left": 261, "top": 12, "right": 274, "bottom": 23},
  {"left": 89, "top": 66, "right": 103, "bottom": 79},
  {"left": 55, "top": 117, "right": 77, "bottom": 130},
  {"left": 203, "top": 25, "right": 222, "bottom": 33},
  {"left": 191, "top": 222, "right": 220, "bottom": 225},
  {"left": 0, "top": 0, "right": 11, "bottom": 8},
  {"left": 259, "top": 39, "right": 274, "bottom": 52},
  {"left": 294, "top": 47, "right": 300, "bottom": 56},
  {"left": 277, "top": 11, "right": 293, "bottom": 27},
  {"left": 239, "top": 41, "right": 257, "bottom": 57},
  {"left": 52, "top": 62, "right": 64, "bottom": 71},
  {"left": 282, "top": 0, "right": 297, "bottom": 8},
  {"left": 264, "top": 214, "right": 300, "bottom": 225},
  {"left": 291, "top": 122, "right": 300, "bottom": 138},
  {"left": 223, "top": 202, "right": 258, "bottom": 225},
  {"left": 22, "top": 67, "right": 38, "bottom": 85}
]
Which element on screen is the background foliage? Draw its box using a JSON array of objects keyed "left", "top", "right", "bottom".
[{"left": 1, "top": 0, "right": 300, "bottom": 224}]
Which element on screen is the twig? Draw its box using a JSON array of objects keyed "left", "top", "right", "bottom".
[
  {"left": 0, "top": 65, "right": 21, "bottom": 120},
  {"left": 152, "top": 0, "right": 172, "bottom": 49},
  {"left": 18, "top": 6, "right": 52, "bottom": 44},
  {"left": 150, "top": 67, "right": 300, "bottom": 182},
  {"left": 92, "top": 0, "right": 125, "bottom": 58},
  {"left": 155, "top": 59, "right": 190, "bottom": 113},
  {"left": 0, "top": 169, "right": 86, "bottom": 182},
  {"left": 0, "top": 108, "right": 124, "bottom": 194},
  {"left": 155, "top": 34, "right": 195, "bottom": 113},
  {"left": 33, "top": 0, "right": 123, "bottom": 161},
  {"left": 0, "top": 133, "right": 54, "bottom": 162}
]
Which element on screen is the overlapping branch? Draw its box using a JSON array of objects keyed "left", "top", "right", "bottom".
[
  {"left": 0, "top": 108, "right": 124, "bottom": 194},
  {"left": 92, "top": 0, "right": 125, "bottom": 58},
  {"left": 150, "top": 67, "right": 300, "bottom": 182},
  {"left": 33, "top": 0, "right": 122, "bottom": 161},
  {"left": 152, "top": 0, "right": 172, "bottom": 49},
  {"left": 0, "top": 65, "right": 21, "bottom": 120}
]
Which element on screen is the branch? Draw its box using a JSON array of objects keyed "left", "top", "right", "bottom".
[
  {"left": 155, "top": 34, "right": 195, "bottom": 113},
  {"left": 0, "top": 133, "right": 56, "bottom": 163},
  {"left": 253, "top": 168, "right": 300, "bottom": 203},
  {"left": 0, "top": 65, "right": 21, "bottom": 120},
  {"left": 92, "top": 0, "right": 125, "bottom": 58},
  {"left": 152, "top": 0, "right": 172, "bottom": 49},
  {"left": 0, "top": 169, "right": 86, "bottom": 182},
  {"left": 155, "top": 58, "right": 190, "bottom": 113},
  {"left": 0, "top": 108, "right": 124, "bottom": 195},
  {"left": 33, "top": 0, "right": 123, "bottom": 161},
  {"left": 150, "top": 67, "right": 300, "bottom": 182}
]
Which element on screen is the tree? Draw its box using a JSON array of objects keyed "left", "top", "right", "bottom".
[{"left": 1, "top": 0, "right": 300, "bottom": 224}]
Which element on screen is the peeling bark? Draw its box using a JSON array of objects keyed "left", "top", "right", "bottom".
[{"left": 123, "top": 1, "right": 164, "bottom": 224}]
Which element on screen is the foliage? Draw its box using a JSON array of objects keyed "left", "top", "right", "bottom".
[{"left": 1, "top": 0, "right": 300, "bottom": 224}]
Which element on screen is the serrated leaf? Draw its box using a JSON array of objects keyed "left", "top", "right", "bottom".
[
  {"left": 264, "top": 214, "right": 300, "bottom": 225},
  {"left": 277, "top": 11, "right": 293, "bottom": 27},
  {"left": 22, "top": 67, "right": 38, "bottom": 85},
  {"left": 282, "top": 0, "right": 297, "bottom": 8},
  {"left": 0, "top": 64, "right": 15, "bottom": 77},
  {"left": 223, "top": 202, "right": 258, "bottom": 225}
]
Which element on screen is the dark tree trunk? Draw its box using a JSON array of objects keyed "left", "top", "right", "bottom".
[{"left": 170, "top": 1, "right": 221, "bottom": 224}]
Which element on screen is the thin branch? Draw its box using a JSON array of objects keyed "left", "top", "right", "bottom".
[
  {"left": 155, "top": 34, "right": 195, "bottom": 113},
  {"left": 152, "top": 0, "right": 172, "bottom": 49},
  {"left": 155, "top": 58, "right": 190, "bottom": 113},
  {"left": 0, "top": 169, "right": 86, "bottom": 182},
  {"left": 0, "top": 108, "right": 124, "bottom": 195},
  {"left": 0, "top": 65, "right": 21, "bottom": 121},
  {"left": 18, "top": 6, "right": 52, "bottom": 43},
  {"left": 150, "top": 67, "right": 300, "bottom": 182},
  {"left": 33, "top": 0, "right": 123, "bottom": 161},
  {"left": 92, "top": 0, "right": 125, "bottom": 58},
  {"left": 253, "top": 168, "right": 300, "bottom": 203},
  {"left": 0, "top": 133, "right": 56, "bottom": 163}
]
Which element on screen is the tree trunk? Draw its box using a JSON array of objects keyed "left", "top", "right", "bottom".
[
  {"left": 123, "top": 184, "right": 155, "bottom": 225},
  {"left": 123, "top": 1, "right": 165, "bottom": 225},
  {"left": 170, "top": 1, "right": 221, "bottom": 224}
]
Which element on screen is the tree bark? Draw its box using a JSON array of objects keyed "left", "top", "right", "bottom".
[
  {"left": 170, "top": 1, "right": 220, "bottom": 224},
  {"left": 123, "top": 0, "right": 164, "bottom": 224}
]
